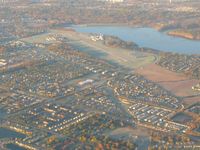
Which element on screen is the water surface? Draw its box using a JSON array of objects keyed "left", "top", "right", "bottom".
[
  {"left": 6, "top": 143, "right": 26, "bottom": 150},
  {"left": 71, "top": 25, "right": 200, "bottom": 54},
  {"left": 0, "top": 128, "right": 26, "bottom": 139}
]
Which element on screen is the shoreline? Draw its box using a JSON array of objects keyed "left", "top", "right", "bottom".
[
  {"left": 62, "top": 24, "right": 200, "bottom": 55},
  {"left": 53, "top": 27, "right": 162, "bottom": 55},
  {"left": 64, "top": 23, "right": 200, "bottom": 41},
  {"left": 167, "top": 31, "right": 200, "bottom": 41}
]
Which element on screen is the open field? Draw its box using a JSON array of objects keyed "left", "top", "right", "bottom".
[
  {"left": 162, "top": 80, "right": 199, "bottom": 97},
  {"left": 136, "top": 63, "right": 200, "bottom": 99},
  {"left": 22, "top": 29, "right": 156, "bottom": 69},
  {"left": 21, "top": 32, "right": 53, "bottom": 44},
  {"left": 136, "top": 63, "right": 187, "bottom": 82},
  {"left": 183, "top": 97, "right": 200, "bottom": 105},
  {"left": 52, "top": 29, "right": 157, "bottom": 69},
  {"left": 109, "top": 127, "right": 150, "bottom": 137}
]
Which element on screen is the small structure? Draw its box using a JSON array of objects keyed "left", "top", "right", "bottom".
[
  {"left": 192, "top": 83, "right": 200, "bottom": 91},
  {"left": 78, "top": 79, "right": 94, "bottom": 86},
  {"left": 0, "top": 59, "right": 7, "bottom": 67},
  {"left": 90, "top": 34, "right": 104, "bottom": 42}
]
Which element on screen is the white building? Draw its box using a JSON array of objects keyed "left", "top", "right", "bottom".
[{"left": 102, "top": 0, "right": 124, "bottom": 3}]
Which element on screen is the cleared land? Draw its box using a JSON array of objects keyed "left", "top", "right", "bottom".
[
  {"left": 136, "top": 63, "right": 187, "bottom": 82},
  {"left": 183, "top": 97, "right": 200, "bottom": 105},
  {"left": 22, "top": 29, "right": 156, "bottom": 69},
  {"left": 136, "top": 63, "right": 200, "bottom": 99},
  {"left": 52, "top": 29, "right": 157, "bottom": 69},
  {"left": 109, "top": 127, "right": 150, "bottom": 137},
  {"left": 22, "top": 32, "right": 53, "bottom": 44}
]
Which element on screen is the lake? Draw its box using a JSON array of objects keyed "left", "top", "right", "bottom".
[
  {"left": 0, "top": 127, "right": 26, "bottom": 139},
  {"left": 70, "top": 25, "right": 200, "bottom": 54},
  {"left": 6, "top": 143, "right": 27, "bottom": 150}
]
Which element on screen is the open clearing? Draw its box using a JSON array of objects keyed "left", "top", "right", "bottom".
[
  {"left": 52, "top": 29, "right": 157, "bottom": 69},
  {"left": 136, "top": 63, "right": 200, "bottom": 99},
  {"left": 109, "top": 127, "right": 150, "bottom": 137},
  {"left": 21, "top": 32, "right": 53, "bottom": 44},
  {"left": 183, "top": 97, "right": 200, "bottom": 105},
  {"left": 22, "top": 29, "right": 156, "bottom": 69}
]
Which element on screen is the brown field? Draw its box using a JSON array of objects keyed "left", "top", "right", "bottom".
[
  {"left": 162, "top": 79, "right": 199, "bottom": 97},
  {"left": 136, "top": 63, "right": 200, "bottom": 98},
  {"left": 109, "top": 127, "right": 150, "bottom": 137},
  {"left": 183, "top": 96, "right": 200, "bottom": 105},
  {"left": 136, "top": 63, "right": 187, "bottom": 82}
]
